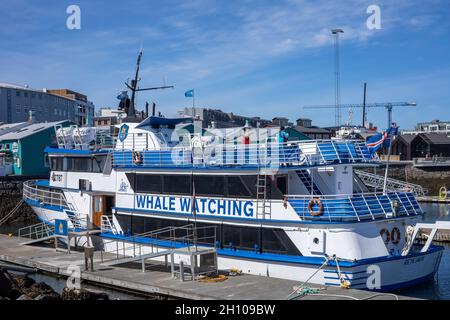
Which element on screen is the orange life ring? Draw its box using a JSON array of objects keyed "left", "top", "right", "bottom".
[
  {"left": 308, "top": 198, "right": 323, "bottom": 216},
  {"left": 380, "top": 228, "right": 390, "bottom": 244},
  {"left": 391, "top": 227, "right": 401, "bottom": 245},
  {"left": 133, "top": 151, "right": 143, "bottom": 164}
]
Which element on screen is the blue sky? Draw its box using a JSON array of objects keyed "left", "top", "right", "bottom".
[{"left": 1, "top": 0, "right": 450, "bottom": 129}]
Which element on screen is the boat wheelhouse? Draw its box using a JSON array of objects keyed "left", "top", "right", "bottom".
[{"left": 22, "top": 117, "right": 445, "bottom": 291}]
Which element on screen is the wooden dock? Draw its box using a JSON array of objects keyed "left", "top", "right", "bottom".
[
  {"left": 0, "top": 235, "right": 417, "bottom": 300},
  {"left": 417, "top": 229, "right": 450, "bottom": 242}
]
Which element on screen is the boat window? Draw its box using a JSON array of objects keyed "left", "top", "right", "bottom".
[
  {"left": 163, "top": 175, "right": 192, "bottom": 195},
  {"left": 194, "top": 175, "right": 225, "bottom": 196},
  {"left": 114, "top": 214, "right": 301, "bottom": 256},
  {"left": 66, "top": 157, "right": 92, "bottom": 172},
  {"left": 50, "top": 157, "right": 63, "bottom": 171},
  {"left": 92, "top": 155, "right": 107, "bottom": 172},
  {"left": 226, "top": 176, "right": 252, "bottom": 198},
  {"left": 267, "top": 177, "right": 284, "bottom": 200},
  {"left": 262, "top": 228, "right": 301, "bottom": 255},
  {"left": 241, "top": 175, "right": 257, "bottom": 197},
  {"left": 223, "top": 225, "right": 260, "bottom": 251},
  {"left": 136, "top": 174, "right": 162, "bottom": 193}
]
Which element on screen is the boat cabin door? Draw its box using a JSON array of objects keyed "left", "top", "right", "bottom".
[{"left": 92, "top": 195, "right": 115, "bottom": 228}]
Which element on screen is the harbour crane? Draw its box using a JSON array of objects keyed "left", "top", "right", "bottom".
[{"left": 303, "top": 101, "right": 417, "bottom": 129}]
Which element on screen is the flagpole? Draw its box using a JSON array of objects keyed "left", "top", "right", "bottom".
[
  {"left": 192, "top": 89, "right": 195, "bottom": 123},
  {"left": 382, "top": 142, "right": 392, "bottom": 194}
]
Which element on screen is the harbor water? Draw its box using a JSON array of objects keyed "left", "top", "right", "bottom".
[
  {"left": 1, "top": 202, "right": 449, "bottom": 300},
  {"left": 395, "top": 202, "right": 450, "bottom": 300}
]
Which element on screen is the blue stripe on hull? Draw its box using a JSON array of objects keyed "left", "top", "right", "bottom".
[{"left": 99, "top": 231, "right": 444, "bottom": 268}]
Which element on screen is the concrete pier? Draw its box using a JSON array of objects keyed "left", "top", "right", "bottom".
[{"left": 0, "top": 235, "right": 418, "bottom": 300}]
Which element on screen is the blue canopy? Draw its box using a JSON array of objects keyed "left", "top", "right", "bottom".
[{"left": 135, "top": 116, "right": 191, "bottom": 128}]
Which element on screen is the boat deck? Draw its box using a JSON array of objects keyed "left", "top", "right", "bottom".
[{"left": 0, "top": 234, "right": 418, "bottom": 300}]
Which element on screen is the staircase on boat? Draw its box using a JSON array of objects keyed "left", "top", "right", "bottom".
[{"left": 296, "top": 169, "right": 322, "bottom": 195}]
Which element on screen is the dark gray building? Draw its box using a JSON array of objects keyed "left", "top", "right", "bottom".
[{"left": 0, "top": 83, "right": 94, "bottom": 126}]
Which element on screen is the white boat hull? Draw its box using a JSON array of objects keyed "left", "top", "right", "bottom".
[{"left": 28, "top": 205, "right": 442, "bottom": 292}]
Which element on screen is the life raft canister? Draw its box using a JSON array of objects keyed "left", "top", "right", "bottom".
[
  {"left": 133, "top": 151, "right": 143, "bottom": 164},
  {"left": 380, "top": 228, "right": 390, "bottom": 244},
  {"left": 308, "top": 198, "right": 323, "bottom": 216},
  {"left": 391, "top": 227, "right": 401, "bottom": 245}
]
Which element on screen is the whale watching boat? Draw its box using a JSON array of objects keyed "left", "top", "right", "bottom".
[{"left": 21, "top": 53, "right": 448, "bottom": 292}]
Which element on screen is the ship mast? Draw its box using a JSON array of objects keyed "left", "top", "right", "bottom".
[{"left": 123, "top": 50, "right": 174, "bottom": 120}]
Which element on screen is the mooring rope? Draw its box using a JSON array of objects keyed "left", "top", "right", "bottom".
[{"left": 0, "top": 199, "right": 24, "bottom": 227}]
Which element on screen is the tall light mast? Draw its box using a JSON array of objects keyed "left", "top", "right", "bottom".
[{"left": 331, "top": 29, "right": 344, "bottom": 127}]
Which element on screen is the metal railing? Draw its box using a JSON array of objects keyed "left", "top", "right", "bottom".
[
  {"left": 112, "top": 138, "right": 376, "bottom": 169},
  {"left": 64, "top": 209, "right": 89, "bottom": 230},
  {"left": 100, "top": 215, "right": 118, "bottom": 235},
  {"left": 23, "top": 180, "right": 70, "bottom": 209},
  {"left": 55, "top": 124, "right": 115, "bottom": 151},
  {"left": 18, "top": 220, "right": 55, "bottom": 242},
  {"left": 413, "top": 157, "right": 450, "bottom": 167},
  {"left": 287, "top": 191, "right": 423, "bottom": 222},
  {"left": 354, "top": 169, "right": 428, "bottom": 197},
  {"left": 100, "top": 223, "right": 217, "bottom": 262}
]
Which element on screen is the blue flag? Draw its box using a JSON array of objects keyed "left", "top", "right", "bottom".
[
  {"left": 184, "top": 89, "right": 194, "bottom": 97},
  {"left": 117, "top": 90, "right": 128, "bottom": 101}
]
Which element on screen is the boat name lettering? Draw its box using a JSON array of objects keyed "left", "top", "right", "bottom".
[
  {"left": 403, "top": 256, "right": 425, "bottom": 265},
  {"left": 135, "top": 194, "right": 254, "bottom": 218}
]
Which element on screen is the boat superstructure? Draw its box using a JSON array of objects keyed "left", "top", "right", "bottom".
[{"left": 21, "top": 116, "right": 445, "bottom": 291}]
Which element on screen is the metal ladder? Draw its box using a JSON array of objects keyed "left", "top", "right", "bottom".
[{"left": 256, "top": 145, "right": 271, "bottom": 220}]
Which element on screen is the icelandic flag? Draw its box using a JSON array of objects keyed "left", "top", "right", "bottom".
[
  {"left": 366, "top": 131, "right": 387, "bottom": 154},
  {"left": 184, "top": 89, "right": 194, "bottom": 97},
  {"left": 366, "top": 123, "right": 399, "bottom": 153}
]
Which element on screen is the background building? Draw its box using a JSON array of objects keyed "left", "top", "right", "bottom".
[
  {"left": 177, "top": 107, "right": 272, "bottom": 128},
  {"left": 293, "top": 119, "right": 332, "bottom": 140},
  {"left": 0, "top": 83, "right": 94, "bottom": 126},
  {"left": 272, "top": 117, "right": 292, "bottom": 127},
  {"left": 94, "top": 108, "right": 120, "bottom": 128},
  {"left": 391, "top": 133, "right": 450, "bottom": 160},
  {"left": 0, "top": 120, "right": 71, "bottom": 176},
  {"left": 402, "top": 120, "right": 450, "bottom": 135}
]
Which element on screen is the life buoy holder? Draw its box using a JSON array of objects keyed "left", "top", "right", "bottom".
[
  {"left": 391, "top": 227, "right": 401, "bottom": 245},
  {"left": 308, "top": 198, "right": 323, "bottom": 216},
  {"left": 439, "top": 186, "right": 447, "bottom": 201},
  {"left": 133, "top": 151, "right": 143, "bottom": 164},
  {"left": 380, "top": 228, "right": 390, "bottom": 244}
]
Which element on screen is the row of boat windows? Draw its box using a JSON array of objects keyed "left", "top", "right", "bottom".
[
  {"left": 116, "top": 214, "right": 301, "bottom": 256},
  {"left": 49, "top": 156, "right": 107, "bottom": 173},
  {"left": 126, "top": 173, "right": 284, "bottom": 199}
]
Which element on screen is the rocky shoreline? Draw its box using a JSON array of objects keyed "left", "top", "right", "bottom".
[
  {"left": 0, "top": 268, "right": 109, "bottom": 300},
  {"left": 0, "top": 195, "right": 37, "bottom": 225}
]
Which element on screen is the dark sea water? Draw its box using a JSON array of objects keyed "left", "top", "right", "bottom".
[{"left": 1, "top": 203, "right": 450, "bottom": 300}]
